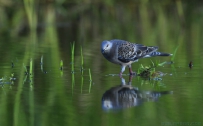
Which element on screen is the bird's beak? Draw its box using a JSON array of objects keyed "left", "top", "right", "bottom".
[{"left": 101, "top": 49, "right": 105, "bottom": 53}]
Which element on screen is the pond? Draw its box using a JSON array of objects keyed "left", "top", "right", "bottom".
[{"left": 0, "top": 1, "right": 203, "bottom": 126}]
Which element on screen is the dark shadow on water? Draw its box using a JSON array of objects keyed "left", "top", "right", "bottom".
[{"left": 101, "top": 76, "right": 173, "bottom": 111}]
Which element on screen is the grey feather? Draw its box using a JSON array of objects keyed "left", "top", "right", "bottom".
[{"left": 101, "top": 39, "right": 172, "bottom": 75}]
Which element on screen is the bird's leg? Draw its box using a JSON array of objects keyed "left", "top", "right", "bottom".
[
  {"left": 129, "top": 75, "right": 133, "bottom": 82},
  {"left": 121, "top": 77, "right": 126, "bottom": 85},
  {"left": 128, "top": 65, "right": 136, "bottom": 75},
  {"left": 119, "top": 66, "right": 126, "bottom": 78},
  {"left": 119, "top": 72, "right": 122, "bottom": 78}
]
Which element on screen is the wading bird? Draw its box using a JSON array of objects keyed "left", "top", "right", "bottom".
[{"left": 101, "top": 39, "right": 172, "bottom": 77}]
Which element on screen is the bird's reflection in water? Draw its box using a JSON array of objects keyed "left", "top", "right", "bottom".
[{"left": 102, "top": 76, "right": 173, "bottom": 110}]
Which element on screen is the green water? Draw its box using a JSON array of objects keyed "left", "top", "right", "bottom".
[{"left": 0, "top": 1, "right": 203, "bottom": 126}]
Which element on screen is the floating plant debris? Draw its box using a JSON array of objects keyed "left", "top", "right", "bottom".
[{"left": 189, "top": 61, "right": 193, "bottom": 69}]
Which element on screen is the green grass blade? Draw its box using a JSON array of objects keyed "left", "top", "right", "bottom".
[
  {"left": 29, "top": 58, "right": 33, "bottom": 75},
  {"left": 171, "top": 45, "right": 179, "bottom": 61},
  {"left": 88, "top": 68, "right": 92, "bottom": 93},
  {"left": 81, "top": 46, "right": 84, "bottom": 67},
  {"left": 23, "top": 63, "right": 28, "bottom": 73},
  {"left": 71, "top": 42, "right": 75, "bottom": 72},
  {"left": 60, "top": 60, "right": 63, "bottom": 70},
  {"left": 41, "top": 55, "right": 43, "bottom": 64},
  {"left": 158, "top": 61, "right": 168, "bottom": 67}
]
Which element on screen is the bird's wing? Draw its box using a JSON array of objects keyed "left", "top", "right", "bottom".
[{"left": 117, "top": 41, "right": 158, "bottom": 63}]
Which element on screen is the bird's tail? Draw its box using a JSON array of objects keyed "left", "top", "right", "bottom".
[{"left": 149, "top": 52, "right": 173, "bottom": 57}]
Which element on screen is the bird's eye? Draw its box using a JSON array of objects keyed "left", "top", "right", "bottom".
[{"left": 107, "top": 44, "right": 109, "bottom": 47}]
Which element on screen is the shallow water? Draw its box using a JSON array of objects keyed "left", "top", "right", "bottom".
[
  {"left": 1, "top": 2, "right": 203, "bottom": 126},
  {"left": 0, "top": 41, "right": 202, "bottom": 126}
]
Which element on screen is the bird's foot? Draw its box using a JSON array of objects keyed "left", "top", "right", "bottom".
[
  {"left": 130, "top": 72, "right": 136, "bottom": 76},
  {"left": 119, "top": 72, "right": 123, "bottom": 78},
  {"left": 129, "top": 68, "right": 136, "bottom": 76}
]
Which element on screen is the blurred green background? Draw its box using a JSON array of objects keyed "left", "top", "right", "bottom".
[{"left": 1, "top": 0, "right": 203, "bottom": 63}]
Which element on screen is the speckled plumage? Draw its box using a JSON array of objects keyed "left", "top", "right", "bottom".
[{"left": 101, "top": 39, "right": 172, "bottom": 76}]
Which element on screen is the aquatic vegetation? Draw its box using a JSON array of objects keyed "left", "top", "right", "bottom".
[
  {"left": 60, "top": 60, "right": 63, "bottom": 71},
  {"left": 171, "top": 45, "right": 179, "bottom": 62},
  {"left": 0, "top": 73, "right": 16, "bottom": 87},
  {"left": 70, "top": 42, "right": 75, "bottom": 73},
  {"left": 80, "top": 46, "right": 84, "bottom": 75},
  {"left": 88, "top": 68, "right": 92, "bottom": 93},
  {"left": 40, "top": 55, "right": 43, "bottom": 72},
  {"left": 81, "top": 46, "right": 84, "bottom": 68},
  {"left": 29, "top": 58, "right": 33, "bottom": 75},
  {"left": 137, "top": 60, "right": 168, "bottom": 79},
  {"left": 11, "top": 61, "right": 14, "bottom": 68},
  {"left": 170, "top": 45, "right": 179, "bottom": 76},
  {"left": 23, "top": 59, "right": 33, "bottom": 76},
  {"left": 23, "top": 63, "right": 28, "bottom": 75},
  {"left": 40, "top": 55, "right": 43, "bottom": 65}
]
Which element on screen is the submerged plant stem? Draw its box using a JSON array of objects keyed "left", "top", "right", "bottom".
[
  {"left": 30, "top": 58, "right": 33, "bottom": 75},
  {"left": 60, "top": 60, "right": 63, "bottom": 70},
  {"left": 171, "top": 45, "right": 179, "bottom": 62},
  {"left": 23, "top": 63, "right": 28, "bottom": 73},
  {"left": 88, "top": 68, "right": 92, "bottom": 93},
  {"left": 71, "top": 42, "right": 75, "bottom": 72},
  {"left": 41, "top": 55, "right": 43, "bottom": 64},
  {"left": 81, "top": 46, "right": 84, "bottom": 67}
]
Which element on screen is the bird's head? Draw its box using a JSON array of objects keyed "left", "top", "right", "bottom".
[{"left": 101, "top": 40, "right": 113, "bottom": 54}]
